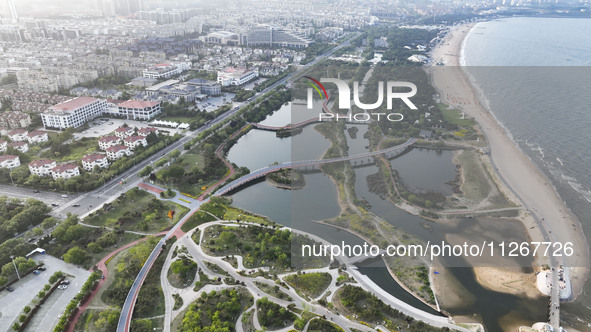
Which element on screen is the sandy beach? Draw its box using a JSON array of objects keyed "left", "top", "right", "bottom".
[{"left": 428, "top": 23, "right": 589, "bottom": 299}]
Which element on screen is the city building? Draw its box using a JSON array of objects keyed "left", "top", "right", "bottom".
[
  {"left": 186, "top": 79, "right": 222, "bottom": 95},
  {"left": 8, "top": 141, "right": 28, "bottom": 153},
  {"left": 106, "top": 144, "right": 132, "bottom": 160},
  {"left": 51, "top": 163, "right": 80, "bottom": 180},
  {"left": 142, "top": 62, "right": 191, "bottom": 79},
  {"left": 0, "top": 139, "right": 6, "bottom": 152},
  {"left": 117, "top": 100, "right": 161, "bottom": 120},
  {"left": 114, "top": 126, "right": 134, "bottom": 138},
  {"left": 200, "top": 31, "right": 240, "bottom": 45},
  {"left": 7, "top": 129, "right": 27, "bottom": 141},
  {"left": 98, "top": 135, "right": 122, "bottom": 150},
  {"left": 138, "top": 127, "right": 158, "bottom": 137},
  {"left": 217, "top": 67, "right": 259, "bottom": 86},
  {"left": 26, "top": 130, "right": 49, "bottom": 144},
  {"left": 81, "top": 153, "right": 109, "bottom": 171},
  {"left": 28, "top": 159, "right": 57, "bottom": 176},
  {"left": 0, "top": 155, "right": 20, "bottom": 169},
  {"left": 0, "top": 112, "right": 31, "bottom": 128},
  {"left": 246, "top": 25, "right": 311, "bottom": 48},
  {"left": 123, "top": 135, "right": 148, "bottom": 149},
  {"left": 41, "top": 97, "right": 107, "bottom": 129}
]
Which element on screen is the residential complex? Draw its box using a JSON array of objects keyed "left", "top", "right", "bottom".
[
  {"left": 246, "top": 25, "right": 312, "bottom": 48},
  {"left": 0, "top": 112, "right": 31, "bottom": 129}
]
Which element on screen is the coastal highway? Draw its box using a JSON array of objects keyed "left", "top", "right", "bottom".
[{"left": 115, "top": 33, "right": 360, "bottom": 332}]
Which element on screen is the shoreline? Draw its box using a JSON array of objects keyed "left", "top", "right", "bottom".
[{"left": 428, "top": 21, "right": 589, "bottom": 299}]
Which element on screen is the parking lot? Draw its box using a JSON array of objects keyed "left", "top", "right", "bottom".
[
  {"left": 0, "top": 254, "right": 91, "bottom": 331},
  {"left": 73, "top": 118, "right": 183, "bottom": 140},
  {"left": 196, "top": 93, "right": 235, "bottom": 113}
]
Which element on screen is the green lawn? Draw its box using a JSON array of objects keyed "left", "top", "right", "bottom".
[
  {"left": 439, "top": 103, "right": 475, "bottom": 128},
  {"left": 284, "top": 272, "right": 332, "bottom": 299},
  {"left": 40, "top": 137, "right": 99, "bottom": 162},
  {"left": 83, "top": 188, "right": 189, "bottom": 233}
]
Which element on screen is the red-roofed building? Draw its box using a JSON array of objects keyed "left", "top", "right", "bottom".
[
  {"left": 138, "top": 127, "right": 159, "bottom": 137},
  {"left": 117, "top": 100, "right": 161, "bottom": 121},
  {"left": 7, "top": 129, "right": 28, "bottom": 142},
  {"left": 82, "top": 153, "right": 109, "bottom": 171},
  {"left": 51, "top": 163, "right": 80, "bottom": 180},
  {"left": 114, "top": 126, "right": 134, "bottom": 138},
  {"left": 9, "top": 141, "right": 29, "bottom": 153},
  {"left": 98, "top": 135, "right": 121, "bottom": 150},
  {"left": 26, "top": 130, "right": 49, "bottom": 144},
  {"left": 29, "top": 159, "right": 57, "bottom": 176},
  {"left": 124, "top": 135, "right": 148, "bottom": 149},
  {"left": 106, "top": 145, "right": 132, "bottom": 160},
  {"left": 41, "top": 97, "right": 107, "bottom": 129},
  {"left": 0, "top": 155, "right": 20, "bottom": 169}
]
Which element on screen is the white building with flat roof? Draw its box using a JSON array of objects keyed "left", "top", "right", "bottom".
[
  {"left": 41, "top": 97, "right": 107, "bottom": 129},
  {"left": 217, "top": 67, "right": 258, "bottom": 86}
]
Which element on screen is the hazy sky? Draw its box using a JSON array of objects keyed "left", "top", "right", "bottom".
[{"left": 0, "top": 0, "right": 91, "bottom": 18}]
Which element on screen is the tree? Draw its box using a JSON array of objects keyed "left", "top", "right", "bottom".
[
  {"left": 63, "top": 246, "right": 90, "bottom": 265},
  {"left": 139, "top": 165, "right": 153, "bottom": 177},
  {"left": 170, "top": 149, "right": 181, "bottom": 159}
]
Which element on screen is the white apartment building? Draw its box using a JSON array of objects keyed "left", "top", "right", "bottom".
[
  {"left": 7, "top": 129, "right": 28, "bottom": 142},
  {"left": 9, "top": 141, "right": 28, "bottom": 153},
  {"left": 41, "top": 97, "right": 107, "bottom": 129},
  {"left": 29, "top": 159, "right": 57, "bottom": 176},
  {"left": 81, "top": 153, "right": 109, "bottom": 171},
  {"left": 26, "top": 130, "right": 49, "bottom": 144},
  {"left": 142, "top": 62, "right": 191, "bottom": 79},
  {"left": 114, "top": 127, "right": 134, "bottom": 138},
  {"left": 217, "top": 67, "right": 259, "bottom": 86},
  {"left": 51, "top": 164, "right": 80, "bottom": 180},
  {"left": 138, "top": 127, "right": 159, "bottom": 137},
  {"left": 0, "top": 139, "right": 6, "bottom": 152},
  {"left": 0, "top": 155, "right": 20, "bottom": 169},
  {"left": 106, "top": 145, "right": 132, "bottom": 160},
  {"left": 98, "top": 136, "right": 121, "bottom": 150},
  {"left": 103, "top": 100, "right": 162, "bottom": 121},
  {"left": 123, "top": 135, "right": 148, "bottom": 149}
]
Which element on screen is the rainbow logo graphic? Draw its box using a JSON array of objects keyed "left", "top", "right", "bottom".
[{"left": 304, "top": 76, "right": 328, "bottom": 108}]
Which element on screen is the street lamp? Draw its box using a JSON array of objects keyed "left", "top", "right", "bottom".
[{"left": 10, "top": 255, "right": 20, "bottom": 280}]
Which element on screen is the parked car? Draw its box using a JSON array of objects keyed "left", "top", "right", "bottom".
[
  {"left": 57, "top": 284, "right": 68, "bottom": 290},
  {"left": 37, "top": 267, "right": 46, "bottom": 271},
  {"left": 33, "top": 190, "right": 40, "bottom": 193},
  {"left": 60, "top": 280, "right": 70, "bottom": 285},
  {"left": 51, "top": 203, "right": 59, "bottom": 207},
  {"left": 6, "top": 286, "right": 14, "bottom": 292},
  {"left": 61, "top": 194, "right": 69, "bottom": 198},
  {"left": 33, "top": 270, "right": 40, "bottom": 275},
  {"left": 73, "top": 204, "right": 80, "bottom": 207}
]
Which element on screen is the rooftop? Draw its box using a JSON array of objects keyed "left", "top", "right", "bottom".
[
  {"left": 118, "top": 100, "right": 160, "bottom": 109},
  {"left": 49, "top": 97, "right": 99, "bottom": 112},
  {"left": 52, "top": 164, "right": 78, "bottom": 173},
  {"left": 82, "top": 153, "right": 108, "bottom": 163},
  {"left": 0, "top": 155, "right": 18, "bottom": 162},
  {"left": 99, "top": 135, "right": 120, "bottom": 142},
  {"left": 107, "top": 144, "right": 130, "bottom": 153},
  {"left": 29, "top": 159, "right": 56, "bottom": 167}
]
